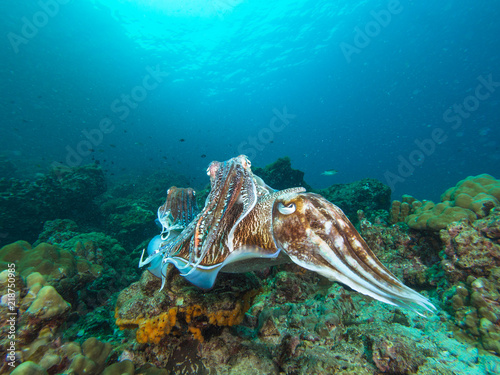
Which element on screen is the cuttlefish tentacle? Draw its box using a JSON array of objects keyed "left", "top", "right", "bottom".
[{"left": 271, "top": 191, "right": 435, "bottom": 313}]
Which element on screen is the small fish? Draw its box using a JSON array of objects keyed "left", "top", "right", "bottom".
[
  {"left": 321, "top": 169, "right": 338, "bottom": 176},
  {"left": 179, "top": 139, "right": 185, "bottom": 142},
  {"left": 201, "top": 154, "right": 206, "bottom": 158}
]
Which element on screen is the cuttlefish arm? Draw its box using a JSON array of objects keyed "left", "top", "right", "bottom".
[
  {"left": 147, "top": 155, "right": 270, "bottom": 288},
  {"left": 271, "top": 191, "right": 435, "bottom": 314}
]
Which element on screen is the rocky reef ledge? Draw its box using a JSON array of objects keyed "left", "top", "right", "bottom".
[{"left": 1, "top": 159, "right": 500, "bottom": 374}]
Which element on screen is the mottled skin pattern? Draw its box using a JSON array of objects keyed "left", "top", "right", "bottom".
[
  {"left": 271, "top": 192, "right": 433, "bottom": 311},
  {"left": 232, "top": 187, "right": 305, "bottom": 253},
  {"left": 143, "top": 155, "right": 435, "bottom": 313}
]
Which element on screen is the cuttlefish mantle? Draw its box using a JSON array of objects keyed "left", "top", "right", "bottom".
[{"left": 141, "top": 155, "right": 435, "bottom": 314}]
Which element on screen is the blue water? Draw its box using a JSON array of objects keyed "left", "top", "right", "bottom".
[{"left": 1, "top": 0, "right": 499, "bottom": 201}]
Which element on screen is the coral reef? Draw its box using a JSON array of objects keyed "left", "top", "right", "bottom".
[
  {"left": 442, "top": 174, "right": 500, "bottom": 217},
  {"left": 389, "top": 195, "right": 420, "bottom": 224},
  {"left": 115, "top": 269, "right": 261, "bottom": 344},
  {"left": 0, "top": 165, "right": 106, "bottom": 246},
  {"left": 34, "top": 219, "right": 80, "bottom": 246},
  {"left": 252, "top": 156, "right": 312, "bottom": 191},
  {"left": 29, "top": 223, "right": 141, "bottom": 325},
  {"left": 113, "top": 263, "right": 500, "bottom": 374},
  {"left": 362, "top": 203, "right": 500, "bottom": 358},
  {"left": 440, "top": 210, "right": 500, "bottom": 282},
  {"left": 404, "top": 174, "right": 500, "bottom": 231},
  {"left": 0, "top": 241, "right": 102, "bottom": 284},
  {"left": 318, "top": 178, "right": 391, "bottom": 223},
  {"left": 33, "top": 221, "right": 140, "bottom": 291},
  {"left": 4, "top": 166, "right": 500, "bottom": 374},
  {"left": 438, "top": 210, "right": 500, "bottom": 354},
  {"left": 101, "top": 200, "right": 156, "bottom": 249},
  {"left": 406, "top": 201, "right": 478, "bottom": 231},
  {"left": 6, "top": 335, "right": 167, "bottom": 375},
  {"left": 0, "top": 271, "right": 71, "bottom": 364},
  {"left": 358, "top": 211, "right": 439, "bottom": 288}
]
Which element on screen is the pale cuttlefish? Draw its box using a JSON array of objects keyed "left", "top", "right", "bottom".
[{"left": 140, "top": 155, "right": 435, "bottom": 314}]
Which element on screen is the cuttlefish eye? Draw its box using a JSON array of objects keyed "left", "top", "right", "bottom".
[{"left": 278, "top": 202, "right": 296, "bottom": 215}]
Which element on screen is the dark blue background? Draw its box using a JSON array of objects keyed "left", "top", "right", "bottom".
[{"left": 1, "top": 0, "right": 499, "bottom": 201}]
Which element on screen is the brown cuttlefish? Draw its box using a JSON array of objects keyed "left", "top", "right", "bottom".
[{"left": 140, "top": 155, "right": 434, "bottom": 314}]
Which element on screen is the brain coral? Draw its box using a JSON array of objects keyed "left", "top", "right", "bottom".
[{"left": 406, "top": 174, "right": 500, "bottom": 231}]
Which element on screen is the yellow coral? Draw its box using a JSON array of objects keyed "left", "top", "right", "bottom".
[
  {"left": 188, "top": 326, "right": 204, "bottom": 342},
  {"left": 185, "top": 304, "right": 204, "bottom": 323},
  {"left": 115, "top": 289, "right": 260, "bottom": 344}
]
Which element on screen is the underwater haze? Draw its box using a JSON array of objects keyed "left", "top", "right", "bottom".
[{"left": 1, "top": 0, "right": 500, "bottom": 200}]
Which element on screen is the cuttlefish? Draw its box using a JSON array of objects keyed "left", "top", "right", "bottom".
[{"left": 140, "top": 155, "right": 434, "bottom": 313}]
